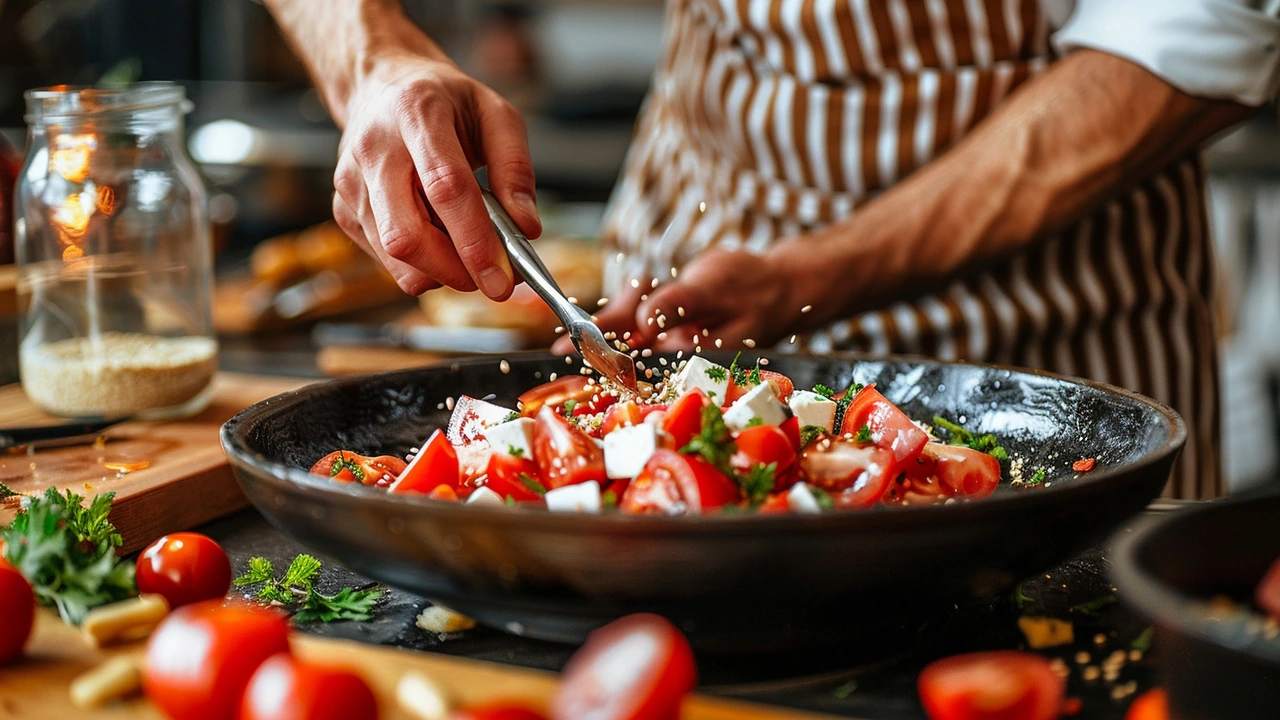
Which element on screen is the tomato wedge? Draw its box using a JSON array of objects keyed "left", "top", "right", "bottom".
[
  {"left": 1256, "top": 556, "right": 1280, "bottom": 620},
  {"left": 519, "top": 376, "right": 598, "bottom": 417},
  {"left": 552, "top": 613, "right": 697, "bottom": 720},
  {"left": 733, "top": 425, "right": 796, "bottom": 472},
  {"left": 0, "top": 558, "right": 33, "bottom": 665},
  {"left": 840, "top": 386, "right": 928, "bottom": 476},
  {"left": 532, "top": 407, "right": 607, "bottom": 489},
  {"left": 454, "top": 704, "right": 549, "bottom": 720},
  {"left": 663, "top": 389, "right": 710, "bottom": 449},
  {"left": 725, "top": 369, "right": 795, "bottom": 405},
  {"left": 621, "top": 450, "right": 739, "bottom": 515},
  {"left": 779, "top": 416, "right": 802, "bottom": 450},
  {"left": 480, "top": 453, "right": 545, "bottom": 503},
  {"left": 918, "top": 651, "right": 1065, "bottom": 720},
  {"left": 601, "top": 401, "right": 645, "bottom": 436},
  {"left": 798, "top": 439, "right": 894, "bottom": 508},
  {"left": 1125, "top": 689, "right": 1169, "bottom": 720},
  {"left": 390, "top": 429, "right": 459, "bottom": 495},
  {"left": 311, "top": 451, "right": 407, "bottom": 487},
  {"left": 918, "top": 443, "right": 1001, "bottom": 498}
]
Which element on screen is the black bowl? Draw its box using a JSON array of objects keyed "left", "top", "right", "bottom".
[
  {"left": 222, "top": 351, "right": 1184, "bottom": 653},
  {"left": 1112, "top": 491, "right": 1280, "bottom": 720}
]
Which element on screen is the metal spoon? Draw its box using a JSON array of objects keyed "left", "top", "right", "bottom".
[{"left": 481, "top": 188, "right": 639, "bottom": 393}]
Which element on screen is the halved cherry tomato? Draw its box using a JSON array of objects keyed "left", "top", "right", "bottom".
[
  {"left": 601, "top": 402, "right": 645, "bottom": 436},
  {"left": 733, "top": 425, "right": 796, "bottom": 472},
  {"left": 480, "top": 453, "right": 545, "bottom": 503},
  {"left": 519, "top": 376, "right": 598, "bottom": 417},
  {"left": 918, "top": 651, "right": 1065, "bottom": 720},
  {"left": 662, "top": 389, "right": 710, "bottom": 449},
  {"left": 532, "top": 407, "right": 606, "bottom": 489},
  {"left": 1256, "top": 556, "right": 1280, "bottom": 619},
  {"left": 918, "top": 443, "right": 1001, "bottom": 498},
  {"left": 621, "top": 450, "right": 739, "bottom": 514},
  {"left": 840, "top": 386, "right": 928, "bottom": 476},
  {"left": 144, "top": 601, "right": 291, "bottom": 720},
  {"left": 780, "top": 416, "right": 802, "bottom": 450},
  {"left": 310, "top": 451, "right": 407, "bottom": 487},
  {"left": 0, "top": 557, "right": 34, "bottom": 665},
  {"left": 1125, "top": 689, "right": 1169, "bottom": 720},
  {"left": 799, "top": 439, "right": 894, "bottom": 508},
  {"left": 136, "top": 533, "right": 232, "bottom": 609},
  {"left": 725, "top": 370, "right": 795, "bottom": 404},
  {"left": 241, "top": 653, "right": 378, "bottom": 720},
  {"left": 390, "top": 429, "right": 460, "bottom": 495},
  {"left": 552, "top": 613, "right": 697, "bottom": 720},
  {"left": 883, "top": 472, "right": 948, "bottom": 505},
  {"left": 453, "top": 704, "right": 548, "bottom": 720}
]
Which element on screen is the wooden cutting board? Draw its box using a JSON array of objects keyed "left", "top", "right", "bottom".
[
  {"left": 0, "top": 373, "right": 308, "bottom": 553},
  {"left": 0, "top": 610, "right": 846, "bottom": 720}
]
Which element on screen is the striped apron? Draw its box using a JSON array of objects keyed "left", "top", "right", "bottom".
[{"left": 602, "top": 0, "right": 1222, "bottom": 499}]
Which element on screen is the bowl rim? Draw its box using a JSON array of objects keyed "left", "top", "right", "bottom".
[
  {"left": 1110, "top": 491, "right": 1280, "bottom": 665},
  {"left": 220, "top": 350, "right": 1186, "bottom": 535}
]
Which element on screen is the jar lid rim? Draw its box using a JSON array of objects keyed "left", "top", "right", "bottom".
[{"left": 24, "top": 82, "right": 191, "bottom": 122}]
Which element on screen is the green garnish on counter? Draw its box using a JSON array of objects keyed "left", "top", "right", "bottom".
[
  {"left": 234, "top": 553, "right": 383, "bottom": 623},
  {"left": 932, "top": 415, "right": 1009, "bottom": 461},
  {"left": 0, "top": 481, "right": 17, "bottom": 500},
  {"left": 1, "top": 488, "right": 135, "bottom": 624}
]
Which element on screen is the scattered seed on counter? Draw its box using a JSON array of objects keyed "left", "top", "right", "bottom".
[
  {"left": 566, "top": 356, "right": 574, "bottom": 365},
  {"left": 641, "top": 349, "right": 652, "bottom": 357},
  {"left": 499, "top": 360, "right": 510, "bottom": 374}
]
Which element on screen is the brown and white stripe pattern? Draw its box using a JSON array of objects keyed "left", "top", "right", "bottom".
[{"left": 602, "top": 0, "right": 1221, "bottom": 498}]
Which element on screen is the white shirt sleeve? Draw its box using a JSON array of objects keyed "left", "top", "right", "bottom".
[{"left": 1052, "top": 0, "right": 1280, "bottom": 106}]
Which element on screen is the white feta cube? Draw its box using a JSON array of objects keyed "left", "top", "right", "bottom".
[
  {"left": 465, "top": 486, "right": 505, "bottom": 506},
  {"left": 670, "top": 356, "right": 730, "bottom": 402},
  {"left": 603, "top": 423, "right": 660, "bottom": 479},
  {"left": 544, "top": 480, "right": 602, "bottom": 513},
  {"left": 788, "top": 390, "right": 837, "bottom": 432},
  {"left": 723, "top": 382, "right": 790, "bottom": 431},
  {"left": 787, "top": 483, "right": 823, "bottom": 514},
  {"left": 482, "top": 417, "right": 535, "bottom": 458}
]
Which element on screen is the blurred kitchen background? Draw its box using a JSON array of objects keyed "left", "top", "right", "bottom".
[{"left": 0, "top": 0, "right": 1277, "bottom": 492}]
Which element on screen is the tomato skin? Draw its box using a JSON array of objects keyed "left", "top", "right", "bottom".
[
  {"left": 758, "top": 492, "right": 791, "bottom": 514},
  {"left": 532, "top": 407, "right": 607, "bottom": 489},
  {"left": 799, "top": 439, "right": 894, "bottom": 508},
  {"left": 1124, "top": 689, "right": 1169, "bottom": 720},
  {"left": 1256, "top": 556, "right": 1280, "bottom": 619},
  {"left": 241, "top": 653, "right": 377, "bottom": 720},
  {"left": 0, "top": 557, "right": 34, "bottom": 665},
  {"left": 519, "top": 376, "right": 597, "bottom": 417},
  {"left": 552, "top": 613, "right": 697, "bottom": 720},
  {"left": 390, "top": 429, "right": 460, "bottom": 495},
  {"left": 726, "top": 370, "right": 795, "bottom": 405},
  {"left": 310, "top": 452, "right": 407, "bottom": 487},
  {"left": 780, "top": 416, "right": 802, "bottom": 450},
  {"left": 920, "top": 443, "right": 1001, "bottom": 498},
  {"left": 452, "top": 704, "right": 549, "bottom": 720},
  {"left": 840, "top": 386, "right": 928, "bottom": 474},
  {"left": 480, "top": 453, "right": 545, "bottom": 503},
  {"left": 136, "top": 533, "right": 232, "bottom": 609},
  {"left": 918, "top": 651, "right": 1065, "bottom": 720},
  {"left": 733, "top": 425, "right": 796, "bottom": 472},
  {"left": 143, "top": 601, "right": 292, "bottom": 720},
  {"left": 662, "top": 389, "right": 710, "bottom": 449},
  {"left": 601, "top": 402, "right": 645, "bottom": 436},
  {"left": 622, "top": 450, "right": 739, "bottom": 515}
]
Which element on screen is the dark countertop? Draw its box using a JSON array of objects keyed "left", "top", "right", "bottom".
[{"left": 202, "top": 507, "right": 1162, "bottom": 720}]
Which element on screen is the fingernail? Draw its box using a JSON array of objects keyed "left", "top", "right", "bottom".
[
  {"left": 513, "top": 192, "right": 539, "bottom": 222},
  {"left": 477, "top": 266, "right": 512, "bottom": 299}
]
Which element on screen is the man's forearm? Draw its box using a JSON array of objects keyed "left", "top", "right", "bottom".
[
  {"left": 790, "top": 49, "right": 1255, "bottom": 316},
  {"left": 264, "top": 0, "right": 448, "bottom": 127}
]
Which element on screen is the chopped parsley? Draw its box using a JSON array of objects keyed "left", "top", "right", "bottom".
[
  {"left": 812, "top": 383, "right": 837, "bottom": 399},
  {"left": 799, "top": 425, "right": 826, "bottom": 446},
  {"left": 563, "top": 399, "right": 578, "bottom": 416},
  {"left": 704, "top": 365, "right": 728, "bottom": 382},
  {"left": 0, "top": 481, "right": 17, "bottom": 499},
  {"left": 809, "top": 486, "right": 836, "bottom": 511},
  {"left": 728, "top": 351, "right": 761, "bottom": 387},
  {"left": 742, "top": 463, "right": 777, "bottom": 504},
  {"left": 234, "top": 554, "right": 383, "bottom": 623},
  {"left": 507, "top": 446, "right": 525, "bottom": 458},
  {"left": 745, "top": 417, "right": 764, "bottom": 428},
  {"left": 680, "top": 404, "right": 737, "bottom": 476},
  {"left": 1070, "top": 594, "right": 1117, "bottom": 615},
  {"left": 602, "top": 490, "right": 618, "bottom": 508},
  {"left": 932, "top": 416, "right": 1009, "bottom": 461},
  {"left": 504, "top": 411, "right": 519, "bottom": 423},
  {"left": 854, "top": 424, "right": 872, "bottom": 444},
  {"left": 329, "top": 452, "right": 366, "bottom": 482},
  {"left": 518, "top": 473, "right": 547, "bottom": 496},
  {"left": 833, "top": 382, "right": 864, "bottom": 429},
  {"left": 1026, "top": 468, "right": 1047, "bottom": 486}
]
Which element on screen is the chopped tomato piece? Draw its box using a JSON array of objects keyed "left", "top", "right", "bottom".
[
  {"left": 428, "top": 485, "right": 459, "bottom": 502},
  {"left": 918, "top": 651, "right": 1065, "bottom": 720},
  {"left": 453, "top": 703, "right": 549, "bottom": 720},
  {"left": 532, "top": 407, "right": 606, "bottom": 489},
  {"left": 918, "top": 443, "right": 1001, "bottom": 498},
  {"left": 310, "top": 451, "right": 407, "bottom": 487},
  {"left": 780, "top": 416, "right": 802, "bottom": 451},
  {"left": 733, "top": 425, "right": 796, "bottom": 472},
  {"left": 519, "top": 376, "right": 598, "bottom": 417},
  {"left": 1072, "top": 457, "right": 1096, "bottom": 473},
  {"left": 799, "top": 439, "right": 894, "bottom": 508},
  {"left": 1124, "top": 689, "right": 1169, "bottom": 720},
  {"left": 390, "top": 430, "right": 460, "bottom": 495},
  {"left": 552, "top": 614, "right": 697, "bottom": 720},
  {"left": 601, "top": 402, "right": 645, "bottom": 436},
  {"left": 725, "top": 369, "right": 795, "bottom": 405},
  {"left": 1256, "top": 556, "right": 1280, "bottom": 620},
  {"left": 480, "top": 453, "right": 545, "bottom": 503},
  {"left": 758, "top": 492, "right": 791, "bottom": 514},
  {"left": 840, "top": 386, "right": 928, "bottom": 476},
  {"left": 621, "top": 450, "right": 739, "bottom": 514},
  {"left": 662, "top": 389, "right": 710, "bottom": 449}
]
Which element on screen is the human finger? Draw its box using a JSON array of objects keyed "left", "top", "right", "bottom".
[{"left": 477, "top": 94, "right": 541, "bottom": 239}]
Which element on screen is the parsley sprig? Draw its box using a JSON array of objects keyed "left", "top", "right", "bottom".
[
  {"left": 1, "top": 489, "right": 135, "bottom": 624},
  {"left": 680, "top": 404, "right": 737, "bottom": 475},
  {"left": 742, "top": 463, "right": 777, "bottom": 504},
  {"left": 932, "top": 416, "right": 1009, "bottom": 461},
  {"left": 234, "top": 554, "right": 383, "bottom": 623},
  {"left": 0, "top": 481, "right": 17, "bottom": 500},
  {"left": 329, "top": 452, "right": 366, "bottom": 482},
  {"left": 799, "top": 425, "right": 826, "bottom": 446},
  {"left": 727, "top": 352, "right": 761, "bottom": 387},
  {"left": 815, "top": 381, "right": 865, "bottom": 430}
]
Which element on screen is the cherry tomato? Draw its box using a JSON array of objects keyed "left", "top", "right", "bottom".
[
  {"left": 1256, "top": 556, "right": 1280, "bottom": 619},
  {"left": 310, "top": 451, "right": 406, "bottom": 486},
  {"left": 1125, "top": 689, "right": 1169, "bottom": 720},
  {"left": 733, "top": 425, "right": 796, "bottom": 472},
  {"left": 452, "top": 703, "right": 548, "bottom": 720},
  {"left": 144, "top": 601, "right": 291, "bottom": 720},
  {"left": 552, "top": 614, "right": 697, "bottom": 720},
  {"left": 519, "top": 376, "right": 598, "bottom": 417},
  {"left": 241, "top": 653, "right": 377, "bottom": 720},
  {"left": 480, "top": 452, "right": 545, "bottom": 503},
  {"left": 532, "top": 407, "right": 606, "bottom": 489},
  {"left": 0, "top": 557, "right": 34, "bottom": 665},
  {"left": 799, "top": 439, "right": 894, "bottom": 508},
  {"left": 662, "top": 389, "right": 710, "bottom": 449},
  {"left": 725, "top": 370, "right": 795, "bottom": 404},
  {"left": 918, "top": 651, "right": 1064, "bottom": 720},
  {"left": 601, "top": 402, "right": 645, "bottom": 436},
  {"left": 391, "top": 429, "right": 460, "bottom": 495},
  {"left": 621, "top": 450, "right": 739, "bottom": 515},
  {"left": 136, "top": 533, "right": 232, "bottom": 609},
  {"left": 840, "top": 386, "right": 928, "bottom": 477},
  {"left": 919, "top": 443, "right": 1001, "bottom": 498}
]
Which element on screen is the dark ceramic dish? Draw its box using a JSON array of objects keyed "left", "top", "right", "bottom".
[
  {"left": 222, "top": 351, "right": 1184, "bottom": 653},
  {"left": 1112, "top": 491, "right": 1280, "bottom": 720}
]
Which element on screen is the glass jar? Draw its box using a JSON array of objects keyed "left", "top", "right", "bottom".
[{"left": 15, "top": 83, "right": 217, "bottom": 419}]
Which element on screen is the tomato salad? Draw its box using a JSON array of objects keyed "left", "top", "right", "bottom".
[{"left": 311, "top": 355, "right": 1007, "bottom": 514}]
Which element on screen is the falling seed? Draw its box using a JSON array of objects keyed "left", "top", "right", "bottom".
[
  {"left": 630, "top": 278, "right": 640, "bottom": 288},
  {"left": 670, "top": 267, "right": 678, "bottom": 278},
  {"left": 759, "top": 358, "right": 769, "bottom": 365},
  {"left": 623, "top": 331, "right": 632, "bottom": 340},
  {"left": 1075, "top": 652, "right": 1091, "bottom": 665},
  {"left": 650, "top": 278, "right": 659, "bottom": 288},
  {"left": 743, "top": 339, "right": 757, "bottom": 348},
  {"left": 790, "top": 335, "right": 797, "bottom": 343},
  {"left": 698, "top": 201, "right": 706, "bottom": 212},
  {"left": 550, "top": 373, "right": 558, "bottom": 381},
  {"left": 641, "top": 349, "right": 652, "bottom": 357},
  {"left": 702, "top": 328, "right": 710, "bottom": 336},
  {"left": 616, "top": 253, "right": 625, "bottom": 263},
  {"left": 657, "top": 316, "right": 666, "bottom": 329},
  {"left": 446, "top": 397, "right": 456, "bottom": 411},
  {"left": 657, "top": 332, "right": 668, "bottom": 341},
  {"left": 637, "top": 361, "right": 646, "bottom": 371},
  {"left": 714, "top": 338, "right": 722, "bottom": 348},
  {"left": 437, "top": 402, "right": 445, "bottom": 410},
  {"left": 676, "top": 351, "right": 684, "bottom": 359},
  {"left": 640, "top": 294, "right": 648, "bottom": 302},
  {"left": 659, "top": 358, "right": 668, "bottom": 366},
  {"left": 677, "top": 306, "right": 685, "bottom": 317},
  {"left": 630, "top": 350, "right": 639, "bottom": 358},
  {"left": 499, "top": 360, "right": 511, "bottom": 374},
  {"left": 695, "top": 345, "right": 702, "bottom": 353},
  {"left": 647, "top": 317, "right": 655, "bottom": 326},
  {"left": 645, "top": 368, "right": 655, "bottom": 379},
  {"left": 801, "top": 305, "right": 813, "bottom": 313},
  {"left": 555, "top": 326, "right": 564, "bottom": 334},
  {"left": 580, "top": 367, "right": 593, "bottom": 375},
  {"left": 598, "top": 297, "right": 610, "bottom": 307}
]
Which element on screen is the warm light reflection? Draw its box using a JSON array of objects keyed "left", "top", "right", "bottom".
[
  {"left": 53, "top": 193, "right": 91, "bottom": 245},
  {"left": 49, "top": 134, "right": 96, "bottom": 183},
  {"left": 95, "top": 185, "right": 117, "bottom": 215},
  {"left": 62, "top": 245, "right": 84, "bottom": 261}
]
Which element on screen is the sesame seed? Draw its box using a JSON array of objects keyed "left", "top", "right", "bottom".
[
  {"left": 656, "top": 332, "right": 667, "bottom": 341},
  {"left": 630, "top": 279, "right": 640, "bottom": 289},
  {"left": 695, "top": 345, "right": 702, "bottom": 353},
  {"left": 659, "top": 358, "right": 668, "bottom": 366},
  {"left": 677, "top": 306, "right": 685, "bottom": 317},
  {"left": 604, "top": 332, "right": 616, "bottom": 340},
  {"left": 647, "top": 317, "right": 655, "bottom": 326},
  {"left": 759, "top": 358, "right": 769, "bottom": 365},
  {"left": 670, "top": 267, "right": 678, "bottom": 278},
  {"left": 641, "top": 348, "right": 652, "bottom": 357},
  {"left": 598, "top": 297, "right": 610, "bottom": 307},
  {"left": 1082, "top": 666, "right": 1100, "bottom": 682},
  {"left": 579, "top": 367, "right": 593, "bottom": 375},
  {"left": 566, "top": 356, "right": 574, "bottom": 365},
  {"left": 445, "top": 397, "right": 455, "bottom": 411},
  {"left": 1075, "top": 652, "right": 1090, "bottom": 665},
  {"left": 714, "top": 338, "right": 722, "bottom": 348},
  {"left": 616, "top": 253, "right": 625, "bottom": 263},
  {"left": 698, "top": 201, "right": 706, "bottom": 212},
  {"left": 790, "top": 335, "right": 797, "bottom": 343},
  {"left": 743, "top": 339, "right": 756, "bottom": 348},
  {"left": 555, "top": 326, "right": 564, "bottom": 334},
  {"left": 801, "top": 305, "right": 813, "bottom": 313},
  {"left": 640, "top": 294, "right": 648, "bottom": 302},
  {"left": 651, "top": 278, "right": 659, "bottom": 288},
  {"left": 499, "top": 360, "right": 510, "bottom": 374},
  {"left": 637, "top": 361, "right": 646, "bottom": 371},
  {"left": 702, "top": 328, "right": 710, "bottom": 336},
  {"left": 550, "top": 372, "right": 558, "bottom": 381},
  {"left": 1094, "top": 634, "right": 1107, "bottom": 646},
  {"left": 657, "top": 316, "right": 666, "bottom": 328},
  {"left": 630, "top": 350, "right": 639, "bottom": 358},
  {"left": 437, "top": 402, "right": 445, "bottom": 410},
  {"left": 623, "top": 331, "right": 632, "bottom": 340},
  {"left": 567, "top": 296, "right": 578, "bottom": 305}
]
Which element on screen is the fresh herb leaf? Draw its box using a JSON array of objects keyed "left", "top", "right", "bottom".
[
  {"left": 808, "top": 486, "right": 836, "bottom": 511},
  {"left": 1070, "top": 595, "right": 1117, "bottom": 615},
  {"left": 504, "top": 411, "right": 519, "bottom": 423},
  {"left": 234, "top": 557, "right": 275, "bottom": 587},
  {"left": 745, "top": 417, "right": 764, "bottom": 428},
  {"left": 680, "top": 404, "right": 737, "bottom": 475},
  {"left": 799, "top": 425, "right": 826, "bottom": 446},
  {"left": 1026, "top": 468, "right": 1047, "bottom": 486},
  {"left": 833, "top": 382, "right": 864, "bottom": 429},
  {"left": 1130, "top": 627, "right": 1153, "bottom": 652},
  {"left": 602, "top": 490, "right": 618, "bottom": 508},
  {"left": 833, "top": 680, "right": 858, "bottom": 699},
  {"left": 507, "top": 445, "right": 525, "bottom": 459},
  {"left": 704, "top": 365, "right": 728, "bottom": 382},
  {"left": 294, "top": 586, "right": 383, "bottom": 623},
  {"left": 504, "top": 495, "right": 517, "bottom": 507},
  {"left": 854, "top": 424, "right": 872, "bottom": 444},
  {"left": 0, "top": 481, "right": 17, "bottom": 499},
  {"left": 563, "top": 399, "right": 578, "bottom": 416},
  {"left": 518, "top": 473, "right": 547, "bottom": 496},
  {"left": 235, "top": 554, "right": 382, "bottom": 623},
  {"left": 0, "top": 489, "right": 135, "bottom": 624},
  {"left": 811, "top": 384, "right": 837, "bottom": 399},
  {"left": 932, "top": 415, "right": 1009, "bottom": 461},
  {"left": 329, "top": 452, "right": 366, "bottom": 482},
  {"left": 742, "top": 463, "right": 777, "bottom": 504},
  {"left": 282, "top": 554, "right": 322, "bottom": 589},
  {"left": 1011, "top": 581, "right": 1033, "bottom": 609},
  {"left": 728, "top": 352, "right": 761, "bottom": 387}
]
